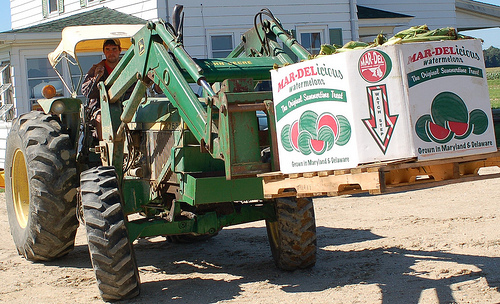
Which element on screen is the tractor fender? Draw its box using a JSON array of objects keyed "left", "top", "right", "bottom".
[{"left": 37, "top": 97, "right": 82, "bottom": 115}]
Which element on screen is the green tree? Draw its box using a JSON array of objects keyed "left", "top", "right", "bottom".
[{"left": 484, "top": 46, "right": 500, "bottom": 67}]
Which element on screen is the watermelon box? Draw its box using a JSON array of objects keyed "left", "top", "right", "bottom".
[{"left": 271, "top": 38, "right": 496, "bottom": 174}]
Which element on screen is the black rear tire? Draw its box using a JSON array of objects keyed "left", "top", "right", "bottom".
[
  {"left": 266, "top": 197, "right": 317, "bottom": 270},
  {"left": 80, "top": 166, "right": 140, "bottom": 301},
  {"left": 5, "top": 111, "right": 78, "bottom": 261}
]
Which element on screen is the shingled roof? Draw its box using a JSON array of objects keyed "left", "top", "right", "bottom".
[{"left": 6, "top": 7, "right": 146, "bottom": 33}]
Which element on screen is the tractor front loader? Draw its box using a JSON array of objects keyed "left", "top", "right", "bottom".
[{"left": 5, "top": 7, "right": 317, "bottom": 301}]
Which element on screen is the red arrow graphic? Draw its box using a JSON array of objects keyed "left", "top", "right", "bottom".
[{"left": 362, "top": 85, "right": 398, "bottom": 154}]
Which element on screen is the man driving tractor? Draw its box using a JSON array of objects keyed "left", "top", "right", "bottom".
[{"left": 81, "top": 38, "right": 122, "bottom": 139}]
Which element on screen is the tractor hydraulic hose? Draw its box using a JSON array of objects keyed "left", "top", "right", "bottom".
[
  {"left": 172, "top": 4, "right": 184, "bottom": 38},
  {"left": 199, "top": 79, "right": 215, "bottom": 96},
  {"left": 269, "top": 21, "right": 310, "bottom": 61},
  {"left": 252, "top": 8, "right": 310, "bottom": 61}
]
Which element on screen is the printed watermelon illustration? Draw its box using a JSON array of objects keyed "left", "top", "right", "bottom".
[
  {"left": 415, "top": 114, "right": 432, "bottom": 142},
  {"left": 280, "top": 124, "right": 293, "bottom": 152},
  {"left": 425, "top": 121, "right": 454, "bottom": 144},
  {"left": 415, "top": 91, "right": 489, "bottom": 144},
  {"left": 298, "top": 130, "right": 313, "bottom": 155},
  {"left": 469, "top": 109, "right": 489, "bottom": 135},
  {"left": 290, "top": 120, "right": 300, "bottom": 150},
  {"left": 447, "top": 121, "right": 469, "bottom": 137},
  {"left": 336, "top": 115, "right": 351, "bottom": 146},
  {"left": 280, "top": 110, "right": 351, "bottom": 155}
]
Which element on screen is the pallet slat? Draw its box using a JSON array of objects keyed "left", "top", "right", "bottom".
[{"left": 261, "top": 151, "right": 500, "bottom": 198}]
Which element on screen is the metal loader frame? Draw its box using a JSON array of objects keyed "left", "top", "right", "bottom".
[
  {"left": 8, "top": 8, "right": 319, "bottom": 301},
  {"left": 89, "top": 9, "right": 310, "bottom": 242}
]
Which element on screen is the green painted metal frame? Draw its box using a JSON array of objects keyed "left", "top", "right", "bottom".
[
  {"left": 38, "top": 97, "right": 81, "bottom": 114},
  {"left": 98, "top": 19, "right": 308, "bottom": 177},
  {"left": 180, "top": 174, "right": 264, "bottom": 205},
  {"left": 215, "top": 79, "right": 272, "bottom": 179},
  {"left": 91, "top": 16, "right": 310, "bottom": 238},
  {"left": 38, "top": 97, "right": 82, "bottom": 144},
  {"left": 127, "top": 202, "right": 275, "bottom": 242}
]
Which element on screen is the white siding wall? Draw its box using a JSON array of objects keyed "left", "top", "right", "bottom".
[
  {"left": 357, "top": 0, "right": 457, "bottom": 33},
  {"left": 11, "top": 0, "right": 43, "bottom": 29},
  {"left": 104, "top": 0, "right": 159, "bottom": 21},
  {"left": 10, "top": 0, "right": 160, "bottom": 30},
  {"left": 11, "top": 0, "right": 354, "bottom": 56},
  {"left": 164, "top": 1, "right": 353, "bottom": 58},
  {"left": 0, "top": 121, "right": 12, "bottom": 169}
]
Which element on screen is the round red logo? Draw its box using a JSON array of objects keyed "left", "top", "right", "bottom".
[{"left": 358, "top": 50, "right": 391, "bottom": 83}]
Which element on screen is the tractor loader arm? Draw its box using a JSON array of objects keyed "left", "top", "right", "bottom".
[{"left": 97, "top": 9, "right": 310, "bottom": 180}]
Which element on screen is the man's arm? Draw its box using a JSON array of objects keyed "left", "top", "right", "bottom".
[{"left": 81, "top": 63, "right": 105, "bottom": 99}]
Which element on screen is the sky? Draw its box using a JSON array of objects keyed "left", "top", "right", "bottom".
[
  {"left": 0, "top": 0, "right": 10, "bottom": 33},
  {"left": 1, "top": 0, "right": 500, "bottom": 49}
]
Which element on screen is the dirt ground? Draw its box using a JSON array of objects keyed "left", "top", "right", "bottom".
[{"left": 2, "top": 169, "right": 500, "bottom": 304}]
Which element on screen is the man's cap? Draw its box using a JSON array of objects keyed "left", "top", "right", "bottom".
[{"left": 103, "top": 39, "right": 121, "bottom": 49}]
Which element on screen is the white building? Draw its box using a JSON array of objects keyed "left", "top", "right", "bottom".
[{"left": 0, "top": 0, "right": 499, "bottom": 117}]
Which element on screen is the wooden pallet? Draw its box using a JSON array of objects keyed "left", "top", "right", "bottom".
[{"left": 259, "top": 151, "right": 500, "bottom": 199}]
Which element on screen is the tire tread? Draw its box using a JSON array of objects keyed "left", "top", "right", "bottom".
[
  {"left": 266, "top": 197, "right": 317, "bottom": 270},
  {"left": 5, "top": 111, "right": 78, "bottom": 261},
  {"left": 80, "top": 166, "right": 140, "bottom": 301}
]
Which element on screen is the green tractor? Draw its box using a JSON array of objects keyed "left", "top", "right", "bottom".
[{"left": 5, "top": 7, "right": 316, "bottom": 301}]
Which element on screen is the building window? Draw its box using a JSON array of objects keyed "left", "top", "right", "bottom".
[
  {"left": 43, "top": 0, "right": 64, "bottom": 17},
  {"left": 48, "top": 0, "right": 58, "bottom": 13},
  {"left": 210, "top": 35, "right": 233, "bottom": 58},
  {"left": 300, "top": 32, "right": 322, "bottom": 55},
  {"left": 70, "top": 55, "right": 102, "bottom": 97},
  {"left": 329, "top": 28, "right": 343, "bottom": 46},
  {"left": 296, "top": 26, "right": 328, "bottom": 56},
  {"left": 80, "top": 0, "right": 98, "bottom": 7},
  {"left": 27, "top": 58, "right": 63, "bottom": 109},
  {"left": 0, "top": 62, "right": 12, "bottom": 106},
  {"left": 0, "top": 63, "right": 11, "bottom": 102},
  {"left": 26, "top": 54, "right": 103, "bottom": 108}
]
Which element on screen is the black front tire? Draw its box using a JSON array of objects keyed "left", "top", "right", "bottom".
[
  {"left": 266, "top": 197, "right": 317, "bottom": 270},
  {"left": 5, "top": 111, "right": 78, "bottom": 261},
  {"left": 80, "top": 166, "right": 140, "bottom": 301}
]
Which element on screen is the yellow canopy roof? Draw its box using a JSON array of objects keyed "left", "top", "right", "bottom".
[{"left": 48, "top": 24, "right": 144, "bottom": 67}]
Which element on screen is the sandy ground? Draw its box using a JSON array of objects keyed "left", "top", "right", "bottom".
[{"left": 2, "top": 169, "right": 500, "bottom": 303}]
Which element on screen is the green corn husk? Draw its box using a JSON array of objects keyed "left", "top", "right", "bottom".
[
  {"left": 342, "top": 41, "right": 370, "bottom": 49},
  {"left": 394, "top": 25, "right": 429, "bottom": 38},
  {"left": 373, "top": 32, "right": 388, "bottom": 46},
  {"left": 319, "top": 44, "right": 336, "bottom": 55},
  {"left": 458, "top": 34, "right": 477, "bottom": 40},
  {"left": 304, "top": 24, "right": 475, "bottom": 61},
  {"left": 335, "top": 47, "right": 355, "bottom": 53},
  {"left": 416, "top": 27, "right": 457, "bottom": 38},
  {"left": 400, "top": 35, "right": 457, "bottom": 43},
  {"left": 383, "top": 37, "right": 403, "bottom": 45}
]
